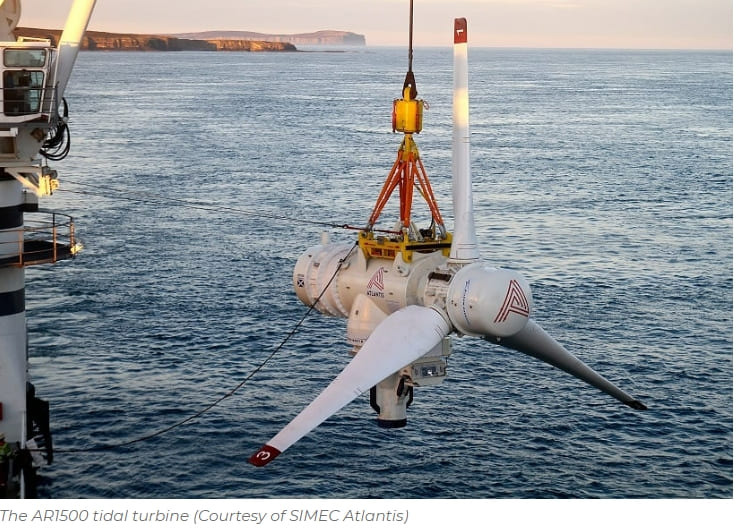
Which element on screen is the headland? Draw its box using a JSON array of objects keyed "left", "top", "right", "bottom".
[{"left": 12, "top": 27, "right": 355, "bottom": 52}]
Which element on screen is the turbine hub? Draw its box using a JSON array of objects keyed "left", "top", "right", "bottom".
[{"left": 446, "top": 263, "right": 532, "bottom": 338}]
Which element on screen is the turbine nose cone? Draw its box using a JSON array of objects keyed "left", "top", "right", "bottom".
[{"left": 447, "top": 264, "right": 532, "bottom": 338}]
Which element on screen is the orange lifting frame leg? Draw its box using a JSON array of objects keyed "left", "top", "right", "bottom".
[{"left": 366, "top": 134, "right": 445, "bottom": 230}]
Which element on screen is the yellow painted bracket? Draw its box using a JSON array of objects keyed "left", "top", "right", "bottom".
[{"left": 359, "top": 230, "right": 452, "bottom": 263}]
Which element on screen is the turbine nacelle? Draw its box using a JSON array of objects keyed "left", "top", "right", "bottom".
[{"left": 293, "top": 242, "right": 532, "bottom": 343}]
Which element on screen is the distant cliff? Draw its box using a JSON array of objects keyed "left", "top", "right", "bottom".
[
  {"left": 172, "top": 30, "right": 366, "bottom": 46},
  {"left": 13, "top": 27, "right": 297, "bottom": 52}
]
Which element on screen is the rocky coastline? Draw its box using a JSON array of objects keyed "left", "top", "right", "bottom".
[
  {"left": 14, "top": 27, "right": 298, "bottom": 52},
  {"left": 173, "top": 30, "right": 366, "bottom": 46}
]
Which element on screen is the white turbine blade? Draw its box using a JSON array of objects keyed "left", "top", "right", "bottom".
[
  {"left": 450, "top": 17, "right": 480, "bottom": 263},
  {"left": 249, "top": 305, "right": 451, "bottom": 466},
  {"left": 494, "top": 320, "right": 647, "bottom": 410}
]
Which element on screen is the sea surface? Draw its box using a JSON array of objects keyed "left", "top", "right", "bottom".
[{"left": 25, "top": 47, "right": 731, "bottom": 499}]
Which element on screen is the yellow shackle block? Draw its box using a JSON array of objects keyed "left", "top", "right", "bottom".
[{"left": 392, "top": 96, "right": 424, "bottom": 134}]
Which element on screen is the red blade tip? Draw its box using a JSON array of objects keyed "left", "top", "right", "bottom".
[{"left": 249, "top": 445, "right": 282, "bottom": 467}]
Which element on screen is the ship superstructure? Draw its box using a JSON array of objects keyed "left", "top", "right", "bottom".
[{"left": 0, "top": 0, "right": 96, "bottom": 498}]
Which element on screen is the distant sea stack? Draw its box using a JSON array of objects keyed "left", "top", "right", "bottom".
[
  {"left": 172, "top": 30, "right": 366, "bottom": 46},
  {"left": 13, "top": 27, "right": 297, "bottom": 52}
]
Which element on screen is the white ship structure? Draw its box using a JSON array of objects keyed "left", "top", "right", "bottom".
[{"left": 0, "top": 0, "right": 96, "bottom": 498}]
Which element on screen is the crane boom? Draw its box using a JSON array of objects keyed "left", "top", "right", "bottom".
[{"left": 54, "top": 0, "right": 97, "bottom": 101}]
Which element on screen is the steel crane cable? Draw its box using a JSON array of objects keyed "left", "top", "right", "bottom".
[
  {"left": 56, "top": 181, "right": 402, "bottom": 234},
  {"left": 57, "top": 179, "right": 345, "bottom": 230}
]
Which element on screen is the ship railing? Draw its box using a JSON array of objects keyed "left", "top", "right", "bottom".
[{"left": 0, "top": 209, "right": 78, "bottom": 268}]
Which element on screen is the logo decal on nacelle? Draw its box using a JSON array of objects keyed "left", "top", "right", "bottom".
[
  {"left": 494, "top": 280, "right": 530, "bottom": 323},
  {"left": 366, "top": 268, "right": 385, "bottom": 298}
]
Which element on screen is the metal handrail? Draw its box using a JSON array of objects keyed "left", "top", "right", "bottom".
[{"left": 0, "top": 209, "right": 77, "bottom": 267}]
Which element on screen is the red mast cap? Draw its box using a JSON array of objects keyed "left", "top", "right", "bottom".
[{"left": 454, "top": 18, "right": 467, "bottom": 44}]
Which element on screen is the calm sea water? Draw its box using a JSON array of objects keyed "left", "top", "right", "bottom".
[{"left": 25, "top": 47, "right": 731, "bottom": 499}]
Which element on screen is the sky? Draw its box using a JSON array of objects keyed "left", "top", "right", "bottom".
[{"left": 13, "top": 0, "right": 733, "bottom": 49}]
